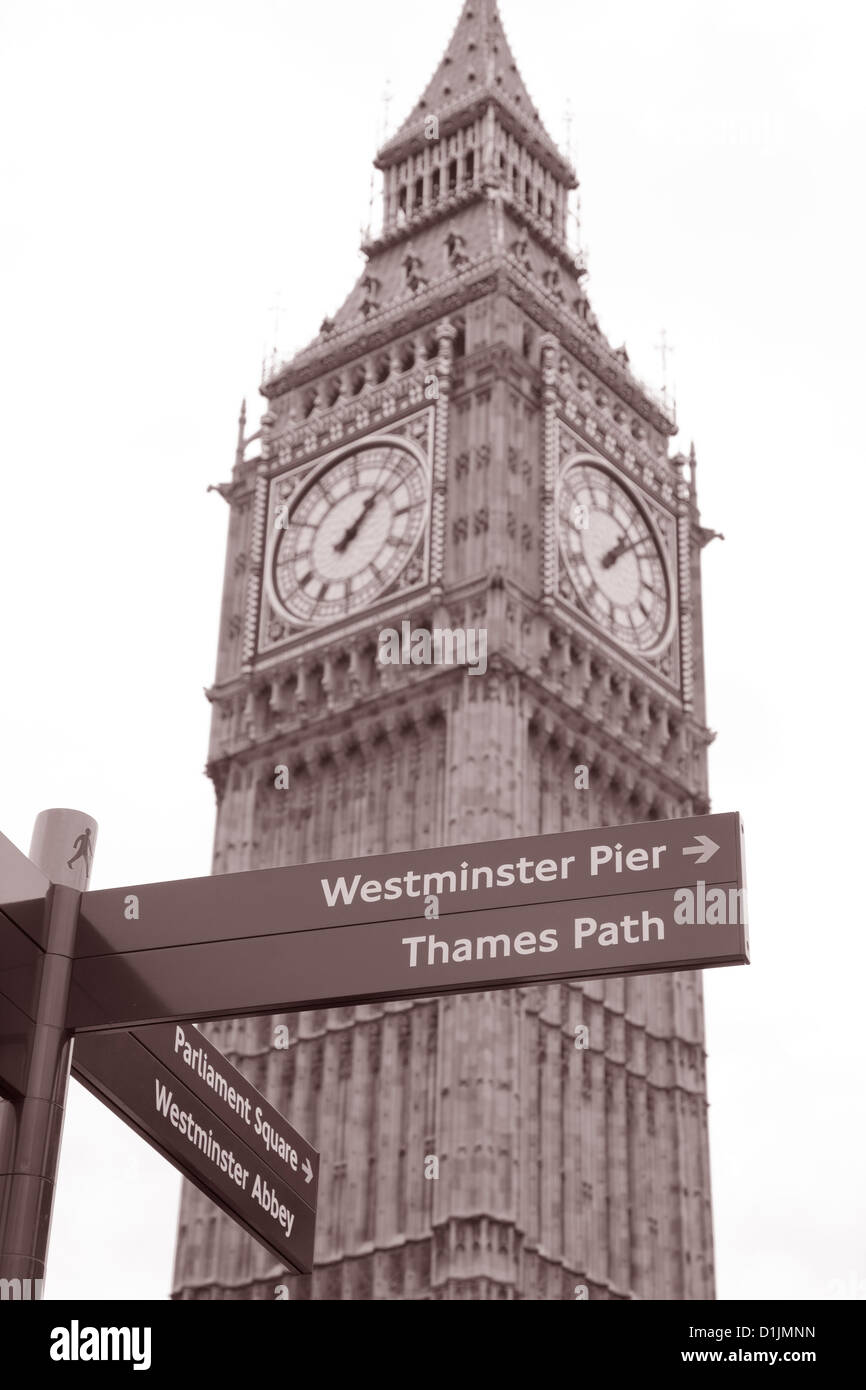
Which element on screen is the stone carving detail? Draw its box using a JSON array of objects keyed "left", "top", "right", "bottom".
[
  {"left": 360, "top": 275, "right": 381, "bottom": 319},
  {"left": 400, "top": 548, "right": 425, "bottom": 588},
  {"left": 445, "top": 230, "right": 470, "bottom": 271},
  {"left": 542, "top": 266, "right": 566, "bottom": 303},
  {"left": 403, "top": 254, "right": 428, "bottom": 293},
  {"left": 572, "top": 289, "right": 600, "bottom": 332},
  {"left": 510, "top": 236, "right": 532, "bottom": 272}
]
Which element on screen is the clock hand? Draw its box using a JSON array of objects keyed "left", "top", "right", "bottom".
[
  {"left": 333, "top": 491, "right": 378, "bottom": 553},
  {"left": 333, "top": 515, "right": 363, "bottom": 554},
  {"left": 600, "top": 531, "right": 652, "bottom": 570}
]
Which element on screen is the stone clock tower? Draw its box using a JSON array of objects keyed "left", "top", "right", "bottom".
[{"left": 173, "top": 0, "right": 716, "bottom": 1301}]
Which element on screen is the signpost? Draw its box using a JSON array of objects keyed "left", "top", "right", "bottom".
[
  {"left": 73, "top": 1023, "right": 318, "bottom": 1274},
  {"left": 0, "top": 807, "right": 749, "bottom": 1293},
  {"left": 68, "top": 812, "right": 748, "bottom": 1033}
]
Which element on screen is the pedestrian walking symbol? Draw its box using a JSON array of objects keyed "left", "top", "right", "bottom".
[{"left": 67, "top": 827, "right": 93, "bottom": 874}]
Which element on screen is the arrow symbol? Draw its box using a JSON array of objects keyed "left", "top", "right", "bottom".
[
  {"left": 682, "top": 835, "right": 719, "bottom": 865},
  {"left": 302, "top": 1156, "right": 314, "bottom": 1184}
]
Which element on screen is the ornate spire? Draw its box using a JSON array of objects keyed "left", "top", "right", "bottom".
[
  {"left": 377, "top": 0, "right": 574, "bottom": 184},
  {"left": 235, "top": 398, "right": 247, "bottom": 468}
]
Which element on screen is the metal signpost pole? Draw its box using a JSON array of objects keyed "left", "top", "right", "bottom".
[{"left": 0, "top": 810, "right": 95, "bottom": 1294}]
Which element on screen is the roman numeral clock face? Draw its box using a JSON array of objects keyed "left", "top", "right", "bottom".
[
  {"left": 270, "top": 438, "right": 429, "bottom": 626},
  {"left": 558, "top": 459, "right": 675, "bottom": 656}
]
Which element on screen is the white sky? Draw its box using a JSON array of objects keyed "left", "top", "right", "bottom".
[{"left": 1, "top": 0, "right": 864, "bottom": 1301}]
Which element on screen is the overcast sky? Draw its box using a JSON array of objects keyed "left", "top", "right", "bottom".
[{"left": 1, "top": 0, "right": 864, "bottom": 1301}]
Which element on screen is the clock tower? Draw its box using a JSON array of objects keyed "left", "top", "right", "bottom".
[{"left": 173, "top": 0, "right": 716, "bottom": 1301}]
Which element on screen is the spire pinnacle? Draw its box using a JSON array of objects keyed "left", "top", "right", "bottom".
[
  {"left": 378, "top": 0, "right": 574, "bottom": 185},
  {"left": 235, "top": 399, "right": 247, "bottom": 468}
]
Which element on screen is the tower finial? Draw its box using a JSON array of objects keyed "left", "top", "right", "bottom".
[
  {"left": 655, "top": 329, "right": 676, "bottom": 413},
  {"left": 564, "top": 97, "right": 575, "bottom": 165},
  {"left": 235, "top": 399, "right": 247, "bottom": 467},
  {"left": 483, "top": 0, "right": 497, "bottom": 83},
  {"left": 380, "top": 79, "right": 393, "bottom": 143},
  {"left": 377, "top": 0, "right": 574, "bottom": 188}
]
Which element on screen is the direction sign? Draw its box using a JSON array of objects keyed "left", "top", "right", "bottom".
[
  {"left": 1, "top": 807, "right": 750, "bottom": 1295},
  {"left": 73, "top": 1022, "right": 319, "bottom": 1274},
  {"left": 67, "top": 813, "right": 748, "bottom": 1034}
]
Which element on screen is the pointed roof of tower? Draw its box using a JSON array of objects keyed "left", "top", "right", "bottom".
[{"left": 377, "top": 0, "right": 574, "bottom": 183}]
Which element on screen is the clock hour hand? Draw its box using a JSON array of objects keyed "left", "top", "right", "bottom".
[
  {"left": 600, "top": 531, "right": 650, "bottom": 570},
  {"left": 333, "top": 492, "right": 377, "bottom": 553}
]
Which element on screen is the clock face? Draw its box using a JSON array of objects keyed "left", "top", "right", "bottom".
[
  {"left": 270, "top": 437, "right": 429, "bottom": 625},
  {"left": 558, "top": 458, "right": 674, "bottom": 655}
]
